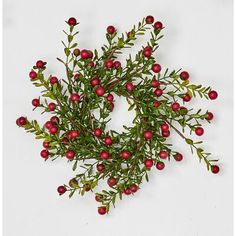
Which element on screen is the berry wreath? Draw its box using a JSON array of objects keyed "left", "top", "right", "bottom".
[{"left": 16, "top": 15, "right": 220, "bottom": 215}]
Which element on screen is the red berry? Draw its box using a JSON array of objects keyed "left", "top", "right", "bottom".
[
  {"left": 97, "top": 164, "right": 105, "bottom": 172},
  {"left": 143, "top": 48, "right": 152, "bottom": 58},
  {"left": 107, "top": 25, "right": 116, "bottom": 34},
  {"left": 100, "top": 151, "right": 110, "bottom": 160},
  {"left": 113, "top": 61, "right": 121, "bottom": 69},
  {"left": 84, "top": 184, "right": 91, "bottom": 192},
  {"left": 144, "top": 130, "right": 153, "bottom": 140},
  {"left": 90, "top": 77, "right": 100, "bottom": 87},
  {"left": 43, "top": 141, "right": 50, "bottom": 149},
  {"left": 174, "top": 153, "right": 183, "bottom": 162},
  {"left": 154, "top": 21, "right": 163, "bottom": 29},
  {"left": 48, "top": 102, "right": 56, "bottom": 111},
  {"left": 125, "top": 82, "right": 135, "bottom": 92},
  {"left": 32, "top": 98, "right": 40, "bottom": 107},
  {"left": 144, "top": 159, "right": 154, "bottom": 168},
  {"left": 156, "top": 161, "right": 165, "bottom": 170},
  {"left": 130, "top": 184, "right": 138, "bottom": 193},
  {"left": 109, "top": 102, "right": 114, "bottom": 112},
  {"left": 57, "top": 186, "right": 66, "bottom": 195},
  {"left": 154, "top": 88, "right": 163, "bottom": 97},
  {"left": 40, "top": 149, "right": 49, "bottom": 158},
  {"left": 107, "top": 177, "right": 117, "bottom": 187},
  {"left": 120, "top": 150, "right": 131, "bottom": 160},
  {"left": 152, "top": 64, "right": 161, "bottom": 73},
  {"left": 74, "top": 73, "right": 80, "bottom": 80},
  {"left": 16, "top": 116, "right": 27, "bottom": 126},
  {"left": 162, "top": 130, "right": 170, "bottom": 137},
  {"left": 104, "top": 59, "right": 113, "bottom": 69},
  {"left": 98, "top": 207, "right": 107, "bottom": 215},
  {"left": 70, "top": 93, "right": 80, "bottom": 103},
  {"left": 159, "top": 150, "right": 168, "bottom": 159},
  {"left": 68, "top": 130, "right": 79, "bottom": 139},
  {"left": 183, "top": 93, "right": 191, "bottom": 102},
  {"left": 44, "top": 121, "right": 53, "bottom": 129},
  {"left": 95, "top": 194, "right": 103, "bottom": 202},
  {"left": 153, "top": 101, "right": 161, "bottom": 107},
  {"left": 50, "top": 76, "right": 58, "bottom": 85},
  {"left": 65, "top": 150, "right": 75, "bottom": 160},
  {"left": 29, "top": 71, "right": 37, "bottom": 80},
  {"left": 50, "top": 116, "right": 59, "bottom": 124},
  {"left": 180, "top": 71, "right": 189, "bottom": 80},
  {"left": 151, "top": 79, "right": 160, "bottom": 88},
  {"left": 106, "top": 94, "right": 114, "bottom": 102},
  {"left": 195, "top": 127, "right": 204, "bottom": 136},
  {"left": 104, "top": 136, "right": 113, "bottom": 146},
  {"left": 80, "top": 49, "right": 90, "bottom": 59},
  {"left": 95, "top": 87, "right": 105, "bottom": 96},
  {"left": 146, "top": 15, "right": 154, "bottom": 24},
  {"left": 68, "top": 17, "right": 77, "bottom": 26},
  {"left": 208, "top": 90, "right": 218, "bottom": 100},
  {"left": 124, "top": 188, "right": 132, "bottom": 195},
  {"left": 161, "top": 123, "right": 169, "bottom": 132},
  {"left": 73, "top": 48, "right": 80, "bottom": 57},
  {"left": 36, "top": 60, "right": 45, "bottom": 69},
  {"left": 88, "top": 61, "right": 95, "bottom": 67},
  {"left": 171, "top": 102, "right": 180, "bottom": 111},
  {"left": 211, "top": 165, "right": 220, "bottom": 174},
  {"left": 62, "top": 137, "right": 69, "bottom": 145},
  {"left": 94, "top": 128, "right": 102, "bottom": 137},
  {"left": 206, "top": 112, "right": 214, "bottom": 121},
  {"left": 49, "top": 126, "right": 58, "bottom": 135}
]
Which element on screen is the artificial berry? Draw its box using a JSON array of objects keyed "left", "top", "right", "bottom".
[
  {"left": 68, "top": 130, "right": 79, "bottom": 139},
  {"left": 154, "top": 101, "right": 161, "bottom": 107},
  {"left": 90, "top": 77, "right": 100, "bottom": 87},
  {"left": 124, "top": 188, "right": 132, "bottom": 195},
  {"left": 174, "top": 153, "right": 183, "bottom": 161},
  {"left": 106, "top": 94, "right": 114, "bottom": 102},
  {"left": 107, "top": 25, "right": 116, "bottom": 34},
  {"left": 144, "top": 130, "right": 153, "bottom": 140},
  {"left": 95, "top": 87, "right": 105, "bottom": 96},
  {"left": 74, "top": 73, "right": 80, "bottom": 80},
  {"left": 125, "top": 82, "right": 135, "bottom": 92},
  {"left": 183, "top": 93, "right": 191, "bottom": 102},
  {"left": 95, "top": 194, "right": 103, "bottom": 202},
  {"left": 154, "top": 21, "right": 163, "bottom": 29},
  {"left": 144, "top": 159, "right": 154, "bottom": 168},
  {"left": 195, "top": 127, "right": 204, "bottom": 136},
  {"left": 113, "top": 61, "right": 121, "bottom": 69},
  {"left": 44, "top": 121, "right": 53, "bottom": 129},
  {"left": 65, "top": 150, "right": 75, "bottom": 160},
  {"left": 16, "top": 116, "right": 27, "bottom": 126},
  {"left": 211, "top": 165, "right": 220, "bottom": 174},
  {"left": 120, "top": 150, "right": 131, "bottom": 160},
  {"left": 70, "top": 93, "right": 80, "bottom": 103},
  {"left": 32, "top": 98, "right": 40, "bottom": 107},
  {"left": 97, "top": 164, "right": 105, "bottom": 172},
  {"left": 154, "top": 88, "right": 163, "bottom": 97},
  {"left": 152, "top": 63, "right": 161, "bottom": 73},
  {"left": 159, "top": 150, "right": 168, "bottom": 159},
  {"left": 151, "top": 79, "right": 160, "bottom": 88},
  {"left": 100, "top": 150, "right": 110, "bottom": 160},
  {"left": 57, "top": 186, "right": 66, "bottom": 195},
  {"left": 206, "top": 112, "right": 214, "bottom": 121},
  {"left": 50, "top": 116, "right": 59, "bottom": 124},
  {"left": 68, "top": 17, "right": 77, "bottom": 26},
  {"left": 156, "top": 161, "right": 165, "bottom": 170},
  {"left": 40, "top": 149, "right": 49, "bottom": 158},
  {"left": 162, "top": 130, "right": 170, "bottom": 137},
  {"left": 104, "top": 59, "right": 113, "bottom": 68},
  {"left": 180, "top": 71, "right": 189, "bottom": 80},
  {"left": 48, "top": 102, "right": 56, "bottom": 111},
  {"left": 29, "top": 71, "right": 37, "bottom": 80},
  {"left": 161, "top": 123, "right": 169, "bottom": 132},
  {"left": 208, "top": 90, "right": 218, "bottom": 100},
  {"left": 50, "top": 76, "right": 58, "bottom": 85},
  {"left": 104, "top": 136, "right": 113, "bottom": 146},
  {"left": 130, "top": 184, "right": 138, "bottom": 193},
  {"left": 107, "top": 177, "right": 117, "bottom": 187},
  {"left": 49, "top": 126, "right": 58, "bottom": 135},
  {"left": 98, "top": 207, "right": 107, "bottom": 215},
  {"left": 80, "top": 49, "right": 90, "bottom": 59},
  {"left": 143, "top": 47, "right": 152, "bottom": 58},
  {"left": 36, "top": 60, "right": 45, "bottom": 69},
  {"left": 94, "top": 128, "right": 102, "bottom": 137},
  {"left": 43, "top": 141, "right": 50, "bottom": 149},
  {"left": 73, "top": 48, "right": 80, "bottom": 57},
  {"left": 88, "top": 61, "right": 95, "bottom": 67},
  {"left": 146, "top": 15, "right": 154, "bottom": 24},
  {"left": 171, "top": 102, "right": 180, "bottom": 111}
]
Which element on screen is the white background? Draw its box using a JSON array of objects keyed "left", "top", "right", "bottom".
[{"left": 3, "top": 0, "right": 233, "bottom": 236}]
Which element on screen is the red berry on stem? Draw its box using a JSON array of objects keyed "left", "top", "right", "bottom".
[
  {"left": 95, "top": 194, "right": 103, "bottom": 202},
  {"left": 124, "top": 188, "right": 132, "bottom": 195},
  {"left": 44, "top": 121, "right": 53, "bottom": 129},
  {"left": 151, "top": 79, "right": 160, "bottom": 88},
  {"left": 206, "top": 112, "right": 214, "bottom": 121},
  {"left": 104, "top": 59, "right": 113, "bottom": 68},
  {"left": 74, "top": 73, "right": 80, "bottom": 80},
  {"left": 48, "top": 102, "right": 56, "bottom": 111},
  {"left": 144, "top": 159, "right": 154, "bottom": 168},
  {"left": 62, "top": 137, "right": 69, "bottom": 145},
  {"left": 95, "top": 87, "right": 105, "bottom": 96},
  {"left": 50, "top": 76, "right": 58, "bottom": 85},
  {"left": 154, "top": 101, "right": 161, "bottom": 108},
  {"left": 57, "top": 186, "right": 67, "bottom": 195},
  {"left": 180, "top": 71, "right": 189, "bottom": 80},
  {"left": 195, "top": 127, "right": 204, "bottom": 136},
  {"left": 40, "top": 149, "right": 49, "bottom": 158},
  {"left": 162, "top": 130, "right": 170, "bottom": 137},
  {"left": 36, "top": 60, "right": 45, "bottom": 69},
  {"left": 156, "top": 161, "right": 165, "bottom": 170},
  {"left": 171, "top": 102, "right": 180, "bottom": 111},
  {"left": 65, "top": 150, "right": 75, "bottom": 160},
  {"left": 143, "top": 47, "right": 152, "bottom": 58},
  {"left": 90, "top": 77, "right": 100, "bottom": 87},
  {"left": 88, "top": 61, "right": 95, "bottom": 67},
  {"left": 159, "top": 150, "right": 168, "bottom": 159},
  {"left": 144, "top": 130, "right": 152, "bottom": 140},
  {"left": 154, "top": 21, "right": 163, "bottom": 29},
  {"left": 94, "top": 128, "right": 102, "bottom": 137},
  {"left": 70, "top": 93, "right": 80, "bottom": 103},
  {"left": 120, "top": 150, "right": 131, "bottom": 160},
  {"left": 29, "top": 71, "right": 37, "bottom": 80},
  {"left": 16, "top": 116, "right": 27, "bottom": 126},
  {"left": 98, "top": 207, "right": 107, "bottom": 215},
  {"left": 80, "top": 49, "right": 90, "bottom": 59},
  {"left": 106, "top": 94, "right": 114, "bottom": 102},
  {"left": 161, "top": 123, "right": 169, "bottom": 132},
  {"left": 183, "top": 93, "right": 191, "bottom": 102},
  {"left": 152, "top": 63, "right": 161, "bottom": 73},
  {"left": 113, "top": 61, "right": 121, "bottom": 69},
  {"left": 130, "top": 184, "right": 138, "bottom": 193},
  {"left": 208, "top": 90, "right": 218, "bottom": 100},
  {"left": 104, "top": 136, "right": 113, "bottom": 146},
  {"left": 146, "top": 15, "right": 154, "bottom": 24},
  {"left": 32, "top": 98, "right": 40, "bottom": 107},
  {"left": 125, "top": 82, "right": 135, "bottom": 92},
  {"left": 174, "top": 153, "right": 183, "bottom": 161},
  {"left": 97, "top": 164, "right": 105, "bottom": 172},
  {"left": 43, "top": 141, "right": 50, "bottom": 149},
  {"left": 68, "top": 17, "right": 77, "bottom": 26},
  {"left": 107, "top": 25, "right": 116, "bottom": 34},
  {"left": 107, "top": 177, "right": 117, "bottom": 187},
  {"left": 100, "top": 151, "right": 110, "bottom": 160},
  {"left": 154, "top": 88, "right": 163, "bottom": 97},
  {"left": 211, "top": 165, "right": 220, "bottom": 174},
  {"left": 68, "top": 130, "right": 79, "bottom": 139},
  {"left": 49, "top": 126, "right": 58, "bottom": 135},
  {"left": 50, "top": 116, "right": 59, "bottom": 124}
]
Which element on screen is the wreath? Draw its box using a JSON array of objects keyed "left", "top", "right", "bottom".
[{"left": 16, "top": 15, "right": 220, "bottom": 215}]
